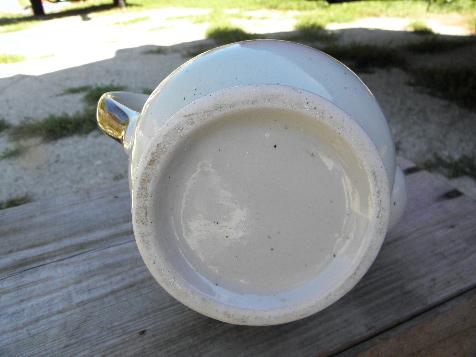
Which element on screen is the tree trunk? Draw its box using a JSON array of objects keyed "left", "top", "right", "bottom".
[
  {"left": 113, "top": 0, "right": 127, "bottom": 8},
  {"left": 30, "top": 0, "right": 45, "bottom": 16}
]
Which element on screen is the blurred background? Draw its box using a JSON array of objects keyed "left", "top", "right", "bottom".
[{"left": 0, "top": 0, "right": 475, "bottom": 208}]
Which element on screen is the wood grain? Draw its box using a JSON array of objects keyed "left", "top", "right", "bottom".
[
  {"left": 339, "top": 288, "right": 476, "bottom": 357},
  {"left": 0, "top": 181, "right": 132, "bottom": 280},
  {"left": 1, "top": 160, "right": 475, "bottom": 356}
]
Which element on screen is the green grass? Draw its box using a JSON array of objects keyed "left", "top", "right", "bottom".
[
  {"left": 9, "top": 112, "right": 97, "bottom": 141},
  {"left": 1, "top": 0, "right": 475, "bottom": 37},
  {"left": 10, "top": 85, "right": 125, "bottom": 141},
  {"left": 426, "top": 0, "right": 476, "bottom": 12},
  {"left": 128, "top": 0, "right": 325, "bottom": 11},
  {"left": 148, "top": 24, "right": 172, "bottom": 31},
  {"left": 322, "top": 43, "right": 406, "bottom": 72},
  {"left": 206, "top": 25, "right": 257, "bottom": 45},
  {"left": 165, "top": 1, "right": 454, "bottom": 40},
  {"left": 423, "top": 154, "right": 476, "bottom": 178},
  {"left": 292, "top": 0, "right": 464, "bottom": 30},
  {"left": 114, "top": 16, "right": 150, "bottom": 26},
  {"left": 0, "top": 21, "right": 37, "bottom": 33},
  {"left": 0, "top": 2, "right": 120, "bottom": 33},
  {"left": 0, "top": 54, "right": 26, "bottom": 64},
  {"left": 407, "top": 20, "right": 434, "bottom": 34},
  {"left": 404, "top": 36, "right": 472, "bottom": 53},
  {"left": 0, "top": 194, "right": 32, "bottom": 210},
  {"left": 82, "top": 85, "right": 125, "bottom": 106},
  {"left": 130, "top": 0, "right": 475, "bottom": 13},
  {"left": 184, "top": 9, "right": 258, "bottom": 46},
  {"left": 291, "top": 23, "right": 337, "bottom": 44},
  {"left": 167, "top": 14, "right": 211, "bottom": 24},
  {"left": 470, "top": 17, "right": 476, "bottom": 34},
  {"left": 295, "top": 6, "right": 360, "bottom": 30},
  {"left": 0, "top": 146, "right": 24, "bottom": 160},
  {"left": 0, "top": 119, "right": 11, "bottom": 133},
  {"left": 409, "top": 65, "right": 476, "bottom": 110},
  {"left": 62, "top": 85, "right": 92, "bottom": 95},
  {"left": 143, "top": 46, "right": 168, "bottom": 55},
  {"left": 17, "top": 0, "right": 30, "bottom": 7},
  {"left": 171, "top": 9, "right": 232, "bottom": 25}
]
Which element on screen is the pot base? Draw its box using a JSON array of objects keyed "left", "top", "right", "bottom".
[{"left": 132, "top": 85, "right": 389, "bottom": 325}]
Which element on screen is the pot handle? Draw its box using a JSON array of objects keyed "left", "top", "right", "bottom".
[{"left": 97, "top": 91, "right": 148, "bottom": 149}]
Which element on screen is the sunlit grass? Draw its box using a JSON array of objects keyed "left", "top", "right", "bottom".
[
  {"left": 167, "top": 13, "right": 211, "bottom": 24},
  {"left": 127, "top": 0, "right": 324, "bottom": 11},
  {"left": 2, "top": 0, "right": 475, "bottom": 34},
  {"left": 206, "top": 25, "right": 257, "bottom": 44},
  {"left": 114, "top": 16, "right": 150, "bottom": 25},
  {"left": 0, "top": 54, "right": 26, "bottom": 64},
  {"left": 130, "top": 0, "right": 475, "bottom": 13},
  {"left": 291, "top": 23, "right": 337, "bottom": 44},
  {"left": 407, "top": 20, "right": 433, "bottom": 34},
  {"left": 294, "top": 1, "right": 452, "bottom": 30},
  {"left": 0, "top": 21, "right": 37, "bottom": 33}
]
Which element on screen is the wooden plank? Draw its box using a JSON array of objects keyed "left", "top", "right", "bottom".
[
  {"left": 338, "top": 287, "right": 476, "bottom": 357},
  {"left": 0, "top": 157, "right": 431, "bottom": 277},
  {"left": 0, "top": 157, "right": 449, "bottom": 276},
  {"left": 0, "top": 163, "right": 475, "bottom": 356},
  {"left": 394, "top": 169, "right": 459, "bottom": 220},
  {"left": 0, "top": 181, "right": 132, "bottom": 280}
]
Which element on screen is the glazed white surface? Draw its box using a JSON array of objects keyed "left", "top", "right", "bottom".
[
  {"left": 133, "top": 40, "right": 396, "bottom": 188},
  {"left": 155, "top": 109, "right": 371, "bottom": 295},
  {"left": 131, "top": 86, "right": 390, "bottom": 325}
]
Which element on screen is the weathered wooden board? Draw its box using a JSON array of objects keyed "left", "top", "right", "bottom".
[
  {"left": 0, "top": 181, "right": 131, "bottom": 280},
  {"left": 339, "top": 287, "right": 476, "bottom": 357},
  {"left": 1, "top": 160, "right": 475, "bottom": 356}
]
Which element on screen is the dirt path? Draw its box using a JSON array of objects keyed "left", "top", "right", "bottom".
[{"left": 1, "top": 9, "right": 475, "bottom": 205}]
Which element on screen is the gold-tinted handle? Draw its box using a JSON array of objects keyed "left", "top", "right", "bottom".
[
  {"left": 97, "top": 93, "right": 131, "bottom": 143},
  {"left": 96, "top": 91, "right": 148, "bottom": 147}
]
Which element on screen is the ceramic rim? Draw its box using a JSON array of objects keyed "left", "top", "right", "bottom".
[{"left": 132, "top": 85, "right": 390, "bottom": 325}]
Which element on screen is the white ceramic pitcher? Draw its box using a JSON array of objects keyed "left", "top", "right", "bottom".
[{"left": 97, "top": 40, "right": 406, "bottom": 326}]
